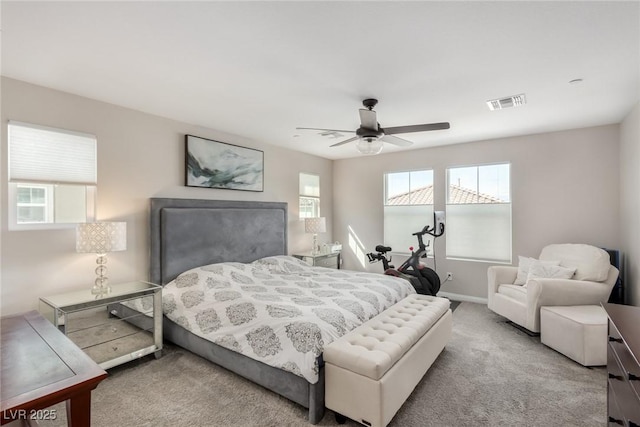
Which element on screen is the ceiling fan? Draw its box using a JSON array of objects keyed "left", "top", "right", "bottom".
[{"left": 297, "top": 99, "right": 450, "bottom": 155}]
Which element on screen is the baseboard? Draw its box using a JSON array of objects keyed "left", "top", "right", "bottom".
[{"left": 437, "top": 291, "right": 488, "bottom": 305}]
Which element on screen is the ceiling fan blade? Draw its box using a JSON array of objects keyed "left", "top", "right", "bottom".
[
  {"left": 296, "top": 127, "right": 356, "bottom": 133},
  {"left": 383, "top": 122, "right": 450, "bottom": 134},
  {"left": 330, "top": 136, "right": 358, "bottom": 147},
  {"left": 359, "top": 109, "right": 378, "bottom": 130},
  {"left": 380, "top": 135, "right": 413, "bottom": 147}
]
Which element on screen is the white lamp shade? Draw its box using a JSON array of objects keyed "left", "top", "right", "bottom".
[
  {"left": 304, "top": 217, "right": 326, "bottom": 234},
  {"left": 76, "top": 222, "right": 127, "bottom": 253}
]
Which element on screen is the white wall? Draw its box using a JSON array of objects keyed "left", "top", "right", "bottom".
[
  {"left": 333, "top": 125, "right": 621, "bottom": 301},
  {"left": 0, "top": 77, "right": 333, "bottom": 315},
  {"left": 620, "top": 102, "right": 640, "bottom": 306}
]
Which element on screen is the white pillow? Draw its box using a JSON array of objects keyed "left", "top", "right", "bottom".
[
  {"left": 525, "top": 261, "right": 576, "bottom": 283},
  {"left": 514, "top": 256, "right": 561, "bottom": 285}
]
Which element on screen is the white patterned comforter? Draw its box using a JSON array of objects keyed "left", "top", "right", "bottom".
[{"left": 162, "top": 255, "right": 416, "bottom": 383}]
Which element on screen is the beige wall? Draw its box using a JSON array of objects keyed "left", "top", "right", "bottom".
[
  {"left": 0, "top": 77, "right": 333, "bottom": 315},
  {"left": 0, "top": 76, "right": 632, "bottom": 312},
  {"left": 334, "top": 125, "right": 621, "bottom": 301},
  {"left": 620, "top": 102, "right": 640, "bottom": 306}
]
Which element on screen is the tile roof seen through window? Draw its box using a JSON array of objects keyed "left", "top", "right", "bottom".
[{"left": 386, "top": 184, "right": 504, "bottom": 205}]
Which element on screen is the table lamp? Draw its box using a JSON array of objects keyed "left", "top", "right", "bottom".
[
  {"left": 76, "top": 221, "right": 127, "bottom": 295},
  {"left": 304, "top": 217, "right": 326, "bottom": 255}
]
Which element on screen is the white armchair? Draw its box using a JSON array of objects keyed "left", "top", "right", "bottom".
[{"left": 487, "top": 244, "right": 618, "bottom": 333}]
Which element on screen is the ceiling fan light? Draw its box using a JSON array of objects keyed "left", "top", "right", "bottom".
[{"left": 356, "top": 137, "right": 383, "bottom": 155}]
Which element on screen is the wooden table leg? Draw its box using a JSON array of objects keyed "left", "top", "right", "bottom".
[{"left": 66, "top": 392, "right": 91, "bottom": 427}]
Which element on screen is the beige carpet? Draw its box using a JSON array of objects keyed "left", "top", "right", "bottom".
[{"left": 38, "top": 302, "right": 605, "bottom": 426}]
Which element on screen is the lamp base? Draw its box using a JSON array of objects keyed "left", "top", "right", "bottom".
[
  {"left": 91, "top": 283, "right": 111, "bottom": 295},
  {"left": 92, "top": 254, "right": 111, "bottom": 295}
]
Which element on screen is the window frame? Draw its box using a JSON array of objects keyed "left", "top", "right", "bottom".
[
  {"left": 383, "top": 169, "right": 435, "bottom": 256},
  {"left": 15, "top": 183, "right": 52, "bottom": 224},
  {"left": 299, "top": 172, "right": 320, "bottom": 219},
  {"left": 8, "top": 121, "right": 97, "bottom": 230},
  {"left": 8, "top": 183, "right": 97, "bottom": 231},
  {"left": 445, "top": 162, "right": 512, "bottom": 263}
]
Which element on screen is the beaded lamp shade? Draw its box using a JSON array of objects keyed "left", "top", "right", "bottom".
[
  {"left": 304, "top": 217, "right": 326, "bottom": 254},
  {"left": 304, "top": 217, "right": 326, "bottom": 234},
  {"left": 76, "top": 222, "right": 127, "bottom": 253},
  {"left": 76, "top": 222, "right": 126, "bottom": 295}
]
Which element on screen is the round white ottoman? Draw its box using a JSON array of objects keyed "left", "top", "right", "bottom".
[{"left": 540, "top": 305, "right": 607, "bottom": 366}]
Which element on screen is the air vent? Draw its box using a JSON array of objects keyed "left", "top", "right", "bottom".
[
  {"left": 319, "top": 131, "right": 343, "bottom": 139},
  {"left": 486, "top": 93, "right": 526, "bottom": 111}
]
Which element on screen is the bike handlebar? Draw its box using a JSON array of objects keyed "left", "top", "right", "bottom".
[
  {"left": 412, "top": 223, "right": 445, "bottom": 239},
  {"left": 412, "top": 225, "right": 430, "bottom": 236}
]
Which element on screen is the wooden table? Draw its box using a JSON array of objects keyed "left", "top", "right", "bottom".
[{"left": 1, "top": 311, "right": 108, "bottom": 426}]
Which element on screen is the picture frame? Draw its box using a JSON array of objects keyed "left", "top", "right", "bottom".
[{"left": 185, "top": 134, "right": 264, "bottom": 192}]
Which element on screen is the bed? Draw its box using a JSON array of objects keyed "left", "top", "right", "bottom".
[{"left": 147, "top": 198, "right": 416, "bottom": 424}]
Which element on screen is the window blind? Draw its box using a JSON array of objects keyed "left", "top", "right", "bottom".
[
  {"left": 445, "top": 203, "right": 512, "bottom": 263},
  {"left": 299, "top": 173, "right": 319, "bottom": 197},
  {"left": 8, "top": 121, "right": 97, "bottom": 185},
  {"left": 383, "top": 169, "right": 434, "bottom": 254},
  {"left": 384, "top": 205, "right": 434, "bottom": 254}
]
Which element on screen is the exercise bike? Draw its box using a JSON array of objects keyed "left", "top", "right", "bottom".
[{"left": 366, "top": 212, "right": 445, "bottom": 296}]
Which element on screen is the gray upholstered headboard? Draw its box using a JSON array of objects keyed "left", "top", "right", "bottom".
[{"left": 150, "top": 198, "right": 288, "bottom": 285}]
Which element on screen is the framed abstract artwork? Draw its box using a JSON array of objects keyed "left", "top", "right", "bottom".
[{"left": 185, "top": 134, "right": 264, "bottom": 192}]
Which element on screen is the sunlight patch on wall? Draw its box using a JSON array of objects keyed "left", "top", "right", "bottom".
[{"left": 348, "top": 225, "right": 367, "bottom": 268}]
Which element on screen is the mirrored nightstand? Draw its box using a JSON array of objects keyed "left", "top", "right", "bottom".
[{"left": 39, "top": 281, "right": 162, "bottom": 369}]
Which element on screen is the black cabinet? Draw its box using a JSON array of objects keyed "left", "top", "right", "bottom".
[{"left": 605, "top": 249, "right": 624, "bottom": 304}]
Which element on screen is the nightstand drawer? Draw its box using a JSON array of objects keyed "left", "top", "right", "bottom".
[
  {"left": 315, "top": 254, "right": 339, "bottom": 268},
  {"left": 294, "top": 252, "right": 341, "bottom": 269}
]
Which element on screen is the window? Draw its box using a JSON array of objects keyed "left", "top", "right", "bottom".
[
  {"left": 445, "top": 163, "right": 511, "bottom": 263},
  {"left": 8, "top": 121, "right": 97, "bottom": 229},
  {"left": 16, "top": 184, "right": 50, "bottom": 223},
  {"left": 384, "top": 170, "right": 434, "bottom": 254},
  {"left": 299, "top": 173, "right": 320, "bottom": 218}
]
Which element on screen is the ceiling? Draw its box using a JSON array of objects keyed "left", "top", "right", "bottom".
[{"left": 2, "top": 1, "right": 639, "bottom": 160}]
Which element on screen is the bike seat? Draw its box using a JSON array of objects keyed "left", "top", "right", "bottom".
[{"left": 375, "top": 245, "right": 392, "bottom": 253}]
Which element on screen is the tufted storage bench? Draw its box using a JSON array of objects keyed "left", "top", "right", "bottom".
[{"left": 324, "top": 294, "right": 452, "bottom": 427}]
